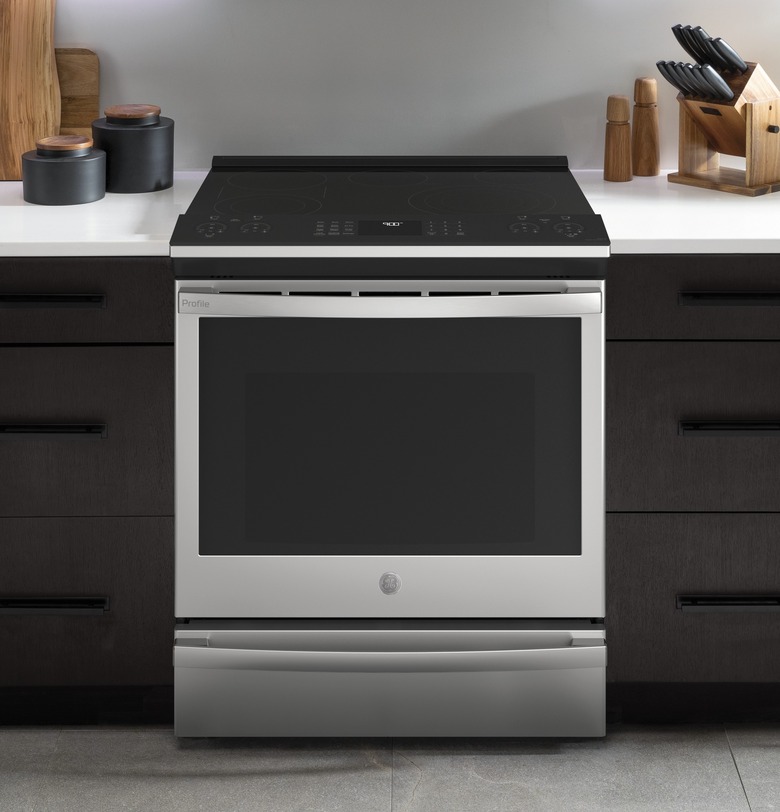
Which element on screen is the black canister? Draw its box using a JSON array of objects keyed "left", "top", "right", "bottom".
[
  {"left": 22, "top": 136, "right": 106, "bottom": 205},
  {"left": 92, "top": 104, "right": 174, "bottom": 193}
]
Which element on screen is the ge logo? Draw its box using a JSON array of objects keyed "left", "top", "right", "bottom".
[{"left": 379, "top": 572, "right": 402, "bottom": 595}]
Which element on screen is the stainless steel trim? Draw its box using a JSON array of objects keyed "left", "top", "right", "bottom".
[
  {"left": 178, "top": 290, "right": 601, "bottom": 318},
  {"left": 171, "top": 245, "right": 610, "bottom": 259},
  {"left": 174, "top": 639, "right": 606, "bottom": 672}
]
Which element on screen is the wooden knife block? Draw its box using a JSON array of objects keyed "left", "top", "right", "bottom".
[{"left": 668, "top": 63, "right": 780, "bottom": 196}]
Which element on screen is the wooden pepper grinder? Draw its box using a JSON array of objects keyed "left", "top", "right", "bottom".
[
  {"left": 604, "top": 94, "right": 632, "bottom": 181},
  {"left": 632, "top": 77, "right": 660, "bottom": 176}
]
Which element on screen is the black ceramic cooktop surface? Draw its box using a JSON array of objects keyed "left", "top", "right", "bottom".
[{"left": 171, "top": 156, "right": 609, "bottom": 248}]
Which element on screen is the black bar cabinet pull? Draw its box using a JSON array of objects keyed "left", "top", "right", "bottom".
[
  {"left": 679, "top": 291, "right": 780, "bottom": 306},
  {"left": 0, "top": 597, "right": 110, "bottom": 615},
  {"left": 678, "top": 420, "right": 780, "bottom": 437},
  {"left": 0, "top": 424, "right": 107, "bottom": 439},
  {"left": 677, "top": 595, "right": 780, "bottom": 613},
  {"left": 0, "top": 293, "right": 106, "bottom": 309}
]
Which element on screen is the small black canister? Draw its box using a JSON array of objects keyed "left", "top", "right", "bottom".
[
  {"left": 22, "top": 136, "right": 106, "bottom": 205},
  {"left": 92, "top": 104, "right": 174, "bottom": 193}
]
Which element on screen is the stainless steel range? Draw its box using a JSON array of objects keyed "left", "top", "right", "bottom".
[{"left": 170, "top": 156, "right": 609, "bottom": 737}]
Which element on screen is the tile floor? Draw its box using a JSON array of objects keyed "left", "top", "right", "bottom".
[{"left": 0, "top": 724, "right": 777, "bottom": 812}]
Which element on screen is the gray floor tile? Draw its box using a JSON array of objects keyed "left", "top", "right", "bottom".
[
  {"left": 392, "top": 726, "right": 752, "bottom": 812},
  {"left": 0, "top": 728, "right": 61, "bottom": 812},
  {"left": 726, "top": 723, "right": 780, "bottom": 812},
  {"left": 36, "top": 729, "right": 393, "bottom": 812}
]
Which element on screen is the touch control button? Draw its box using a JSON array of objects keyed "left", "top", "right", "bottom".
[
  {"left": 240, "top": 222, "right": 271, "bottom": 234},
  {"left": 509, "top": 221, "right": 541, "bottom": 234},
  {"left": 553, "top": 222, "right": 584, "bottom": 235},
  {"left": 196, "top": 222, "right": 227, "bottom": 234}
]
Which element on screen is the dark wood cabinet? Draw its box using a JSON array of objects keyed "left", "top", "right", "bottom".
[
  {"left": 0, "top": 257, "right": 174, "bottom": 694},
  {"left": 0, "top": 257, "right": 173, "bottom": 344},
  {"left": 607, "top": 254, "right": 780, "bottom": 340},
  {"left": 607, "top": 342, "right": 780, "bottom": 511},
  {"left": 606, "top": 254, "right": 780, "bottom": 694},
  {"left": 0, "top": 346, "right": 173, "bottom": 516},
  {"left": 607, "top": 513, "right": 780, "bottom": 682},
  {"left": 0, "top": 517, "right": 173, "bottom": 685}
]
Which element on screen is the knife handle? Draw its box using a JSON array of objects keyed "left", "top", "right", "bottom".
[
  {"left": 684, "top": 64, "right": 714, "bottom": 97},
  {"left": 691, "top": 26, "right": 731, "bottom": 71},
  {"left": 667, "top": 61, "right": 697, "bottom": 96},
  {"left": 680, "top": 24, "right": 711, "bottom": 64},
  {"left": 711, "top": 37, "right": 748, "bottom": 74},
  {"left": 701, "top": 64, "right": 735, "bottom": 101},
  {"left": 656, "top": 61, "right": 685, "bottom": 94},
  {"left": 672, "top": 24, "right": 702, "bottom": 63}
]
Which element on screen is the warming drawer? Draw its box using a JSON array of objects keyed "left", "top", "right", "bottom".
[{"left": 174, "top": 626, "right": 606, "bottom": 737}]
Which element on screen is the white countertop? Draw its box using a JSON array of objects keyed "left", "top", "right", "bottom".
[{"left": 1, "top": 169, "right": 780, "bottom": 256}]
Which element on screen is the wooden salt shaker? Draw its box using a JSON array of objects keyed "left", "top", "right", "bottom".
[
  {"left": 604, "top": 95, "right": 632, "bottom": 182},
  {"left": 632, "top": 77, "right": 660, "bottom": 176}
]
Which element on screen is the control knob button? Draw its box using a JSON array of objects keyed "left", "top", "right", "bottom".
[
  {"left": 509, "top": 221, "right": 541, "bottom": 234},
  {"left": 196, "top": 222, "right": 227, "bottom": 234},
  {"left": 240, "top": 221, "right": 271, "bottom": 234},
  {"left": 553, "top": 222, "right": 584, "bottom": 235}
]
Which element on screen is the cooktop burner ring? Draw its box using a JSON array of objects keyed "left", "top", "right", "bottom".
[
  {"left": 214, "top": 193, "right": 323, "bottom": 216},
  {"left": 225, "top": 172, "right": 328, "bottom": 192},
  {"left": 407, "top": 185, "right": 558, "bottom": 216},
  {"left": 348, "top": 171, "right": 429, "bottom": 187}
]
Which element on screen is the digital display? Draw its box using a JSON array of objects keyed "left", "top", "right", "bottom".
[{"left": 359, "top": 220, "right": 422, "bottom": 236}]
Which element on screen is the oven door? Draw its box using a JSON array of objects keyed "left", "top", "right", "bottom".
[{"left": 175, "top": 283, "right": 603, "bottom": 618}]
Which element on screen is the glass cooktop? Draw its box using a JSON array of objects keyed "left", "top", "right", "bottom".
[{"left": 170, "top": 156, "right": 610, "bottom": 249}]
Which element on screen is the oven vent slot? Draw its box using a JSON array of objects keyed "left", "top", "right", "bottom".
[
  {"left": 287, "top": 291, "right": 352, "bottom": 297},
  {"left": 496, "top": 290, "right": 563, "bottom": 296},
  {"left": 358, "top": 291, "right": 423, "bottom": 297},
  {"left": 208, "top": 275, "right": 235, "bottom": 279},
  {"left": 426, "top": 291, "right": 492, "bottom": 297}
]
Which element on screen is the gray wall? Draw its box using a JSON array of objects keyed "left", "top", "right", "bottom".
[{"left": 56, "top": 1, "right": 780, "bottom": 170}]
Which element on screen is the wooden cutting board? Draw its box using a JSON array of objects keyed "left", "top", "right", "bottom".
[
  {"left": 0, "top": 0, "right": 61, "bottom": 180},
  {"left": 56, "top": 48, "right": 100, "bottom": 137}
]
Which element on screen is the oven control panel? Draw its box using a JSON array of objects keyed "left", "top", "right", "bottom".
[{"left": 184, "top": 213, "right": 607, "bottom": 246}]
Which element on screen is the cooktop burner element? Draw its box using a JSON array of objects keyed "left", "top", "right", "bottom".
[
  {"left": 170, "top": 156, "right": 610, "bottom": 259},
  {"left": 408, "top": 186, "right": 556, "bottom": 216}
]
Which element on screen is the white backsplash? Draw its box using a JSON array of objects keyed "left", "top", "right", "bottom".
[{"left": 55, "top": 0, "right": 780, "bottom": 170}]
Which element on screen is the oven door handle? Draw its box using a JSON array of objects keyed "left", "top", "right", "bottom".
[
  {"left": 177, "top": 291, "right": 602, "bottom": 318},
  {"left": 173, "top": 639, "right": 606, "bottom": 673}
]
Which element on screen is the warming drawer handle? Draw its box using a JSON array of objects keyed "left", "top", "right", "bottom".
[
  {"left": 0, "top": 423, "right": 107, "bottom": 440},
  {"left": 0, "top": 293, "right": 106, "bottom": 309},
  {"left": 177, "top": 290, "right": 602, "bottom": 318},
  {"left": 679, "top": 291, "right": 780, "bottom": 307},
  {"left": 173, "top": 640, "right": 606, "bottom": 673},
  {"left": 678, "top": 420, "right": 780, "bottom": 437}
]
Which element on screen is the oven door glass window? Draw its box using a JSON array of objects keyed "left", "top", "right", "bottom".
[{"left": 199, "top": 317, "right": 580, "bottom": 556}]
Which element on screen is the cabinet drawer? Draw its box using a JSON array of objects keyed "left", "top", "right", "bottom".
[
  {"left": 607, "top": 255, "right": 780, "bottom": 340},
  {"left": 607, "top": 342, "right": 780, "bottom": 511},
  {"left": 0, "top": 517, "right": 173, "bottom": 686},
  {"left": 0, "top": 346, "right": 173, "bottom": 516},
  {"left": 0, "top": 257, "right": 173, "bottom": 344},
  {"left": 607, "top": 513, "right": 780, "bottom": 683}
]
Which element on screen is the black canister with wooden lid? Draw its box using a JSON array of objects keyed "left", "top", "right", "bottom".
[
  {"left": 92, "top": 104, "right": 174, "bottom": 193},
  {"left": 22, "top": 136, "right": 106, "bottom": 205}
]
